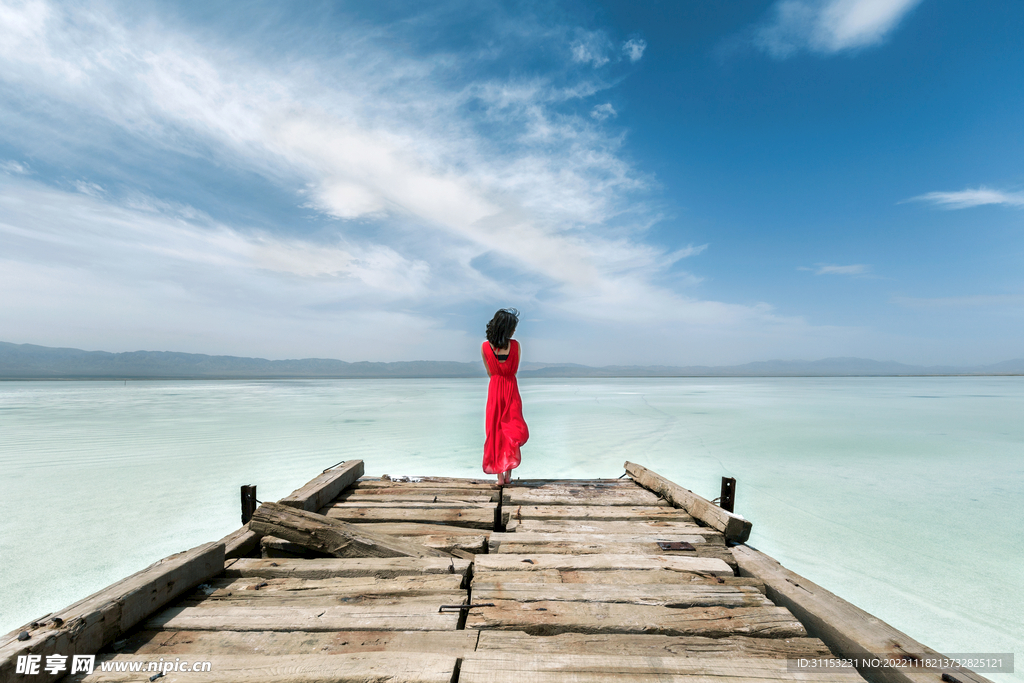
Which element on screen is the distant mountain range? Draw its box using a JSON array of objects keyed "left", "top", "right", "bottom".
[{"left": 1, "top": 341, "right": 1022, "bottom": 378}]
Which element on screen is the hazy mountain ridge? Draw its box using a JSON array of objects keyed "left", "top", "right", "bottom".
[{"left": 2, "top": 342, "right": 1022, "bottom": 378}]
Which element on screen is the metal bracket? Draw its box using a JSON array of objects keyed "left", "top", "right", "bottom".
[
  {"left": 657, "top": 541, "right": 695, "bottom": 551},
  {"left": 438, "top": 603, "right": 495, "bottom": 613}
]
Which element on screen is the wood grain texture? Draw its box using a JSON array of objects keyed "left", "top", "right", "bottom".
[
  {"left": 459, "top": 653, "right": 865, "bottom": 682},
  {"left": 0, "top": 542, "right": 223, "bottom": 683},
  {"left": 69, "top": 653, "right": 458, "bottom": 683},
  {"left": 475, "top": 631, "right": 833, "bottom": 658},
  {"left": 217, "top": 525, "right": 260, "bottom": 559},
  {"left": 473, "top": 569, "right": 764, "bottom": 591},
  {"left": 465, "top": 602, "right": 807, "bottom": 637},
  {"left": 223, "top": 557, "right": 470, "bottom": 580},
  {"left": 249, "top": 501, "right": 455, "bottom": 559},
  {"left": 122, "top": 629, "right": 480, "bottom": 656},
  {"left": 279, "top": 460, "right": 364, "bottom": 512},
  {"left": 625, "top": 461, "right": 752, "bottom": 542},
  {"left": 732, "top": 544, "right": 995, "bottom": 683},
  {"left": 475, "top": 553, "right": 734, "bottom": 577},
  {"left": 502, "top": 505, "right": 696, "bottom": 526},
  {"left": 501, "top": 487, "right": 668, "bottom": 507},
  {"left": 322, "top": 506, "right": 496, "bottom": 530},
  {"left": 506, "top": 520, "right": 710, "bottom": 535},
  {"left": 469, "top": 582, "right": 771, "bottom": 608}
]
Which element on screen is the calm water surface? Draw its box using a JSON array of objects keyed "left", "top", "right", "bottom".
[{"left": 1, "top": 377, "right": 1021, "bottom": 680}]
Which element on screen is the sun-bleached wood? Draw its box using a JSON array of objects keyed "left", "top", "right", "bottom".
[
  {"left": 473, "top": 569, "right": 764, "bottom": 591},
  {"left": 279, "top": 460, "right": 364, "bottom": 512},
  {"left": 0, "top": 542, "right": 223, "bottom": 683},
  {"left": 625, "top": 461, "right": 752, "bottom": 543},
  {"left": 464, "top": 602, "right": 807, "bottom": 638},
  {"left": 501, "top": 487, "right": 668, "bottom": 507},
  {"left": 475, "top": 553, "right": 734, "bottom": 577},
  {"left": 223, "top": 557, "right": 471, "bottom": 580},
  {"left": 69, "top": 653, "right": 458, "bottom": 683},
  {"left": 503, "top": 505, "right": 695, "bottom": 526},
  {"left": 199, "top": 575, "right": 465, "bottom": 597},
  {"left": 732, "top": 544, "right": 995, "bottom": 683},
  {"left": 459, "top": 653, "right": 864, "bottom": 682},
  {"left": 470, "top": 582, "right": 772, "bottom": 608},
  {"left": 249, "top": 501, "right": 458, "bottom": 559},
  {"left": 322, "top": 505, "right": 496, "bottom": 529},
  {"left": 475, "top": 631, "right": 832, "bottom": 658},
  {"left": 124, "top": 629, "right": 481, "bottom": 656}
]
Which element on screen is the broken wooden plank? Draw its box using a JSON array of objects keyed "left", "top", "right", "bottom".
[
  {"left": 732, "top": 544, "right": 996, "bottom": 683},
  {"left": 625, "top": 461, "right": 752, "bottom": 543},
  {"left": 223, "top": 558, "right": 470, "bottom": 580},
  {"left": 279, "top": 460, "right": 364, "bottom": 512},
  {"left": 464, "top": 602, "right": 807, "bottom": 638},
  {"left": 0, "top": 542, "right": 223, "bottom": 683},
  {"left": 459, "top": 653, "right": 864, "bottom": 682},
  {"left": 122, "top": 629, "right": 480, "bottom": 656},
  {"left": 475, "top": 553, "right": 734, "bottom": 577},
  {"left": 502, "top": 487, "right": 668, "bottom": 507},
  {"left": 249, "top": 501, "right": 455, "bottom": 559},
  {"left": 146, "top": 601, "right": 461, "bottom": 632},
  {"left": 262, "top": 531, "right": 486, "bottom": 557},
  {"left": 475, "top": 631, "right": 832, "bottom": 658},
  {"left": 322, "top": 505, "right": 495, "bottom": 530},
  {"left": 470, "top": 582, "right": 772, "bottom": 608},
  {"left": 503, "top": 505, "right": 695, "bottom": 526},
  {"left": 69, "top": 653, "right": 458, "bottom": 683}
]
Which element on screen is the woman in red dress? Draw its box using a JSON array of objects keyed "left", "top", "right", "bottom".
[{"left": 481, "top": 308, "right": 529, "bottom": 484}]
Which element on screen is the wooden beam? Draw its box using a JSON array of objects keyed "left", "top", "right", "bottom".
[
  {"left": 249, "top": 501, "right": 456, "bottom": 559},
  {"left": 68, "top": 653, "right": 458, "bottom": 682},
  {"left": 0, "top": 542, "right": 223, "bottom": 683},
  {"left": 223, "top": 558, "right": 471, "bottom": 580},
  {"left": 279, "top": 460, "right": 364, "bottom": 512},
  {"left": 475, "top": 553, "right": 734, "bottom": 577},
  {"left": 731, "top": 544, "right": 996, "bottom": 683},
  {"left": 624, "top": 461, "right": 752, "bottom": 543},
  {"left": 216, "top": 524, "right": 260, "bottom": 559},
  {"left": 321, "top": 505, "right": 495, "bottom": 530}
]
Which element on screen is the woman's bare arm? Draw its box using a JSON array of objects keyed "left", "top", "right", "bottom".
[{"left": 481, "top": 345, "right": 492, "bottom": 377}]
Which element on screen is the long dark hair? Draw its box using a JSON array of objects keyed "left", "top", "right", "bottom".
[{"left": 486, "top": 308, "right": 519, "bottom": 348}]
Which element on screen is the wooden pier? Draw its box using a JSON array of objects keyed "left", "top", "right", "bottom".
[{"left": 1, "top": 460, "right": 997, "bottom": 683}]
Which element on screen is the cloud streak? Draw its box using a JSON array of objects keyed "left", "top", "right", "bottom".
[
  {"left": 909, "top": 187, "right": 1024, "bottom": 210},
  {"left": 755, "top": 0, "right": 923, "bottom": 58}
]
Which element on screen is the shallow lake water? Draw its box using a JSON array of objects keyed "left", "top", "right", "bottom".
[{"left": 1, "top": 377, "right": 1020, "bottom": 680}]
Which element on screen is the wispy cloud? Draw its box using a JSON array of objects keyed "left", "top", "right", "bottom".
[
  {"left": 755, "top": 0, "right": 923, "bottom": 58},
  {"left": 590, "top": 103, "right": 617, "bottom": 121},
  {"left": 800, "top": 263, "right": 870, "bottom": 276},
  {"left": 891, "top": 294, "right": 1024, "bottom": 309},
  {"left": 622, "top": 38, "right": 647, "bottom": 63},
  {"left": 909, "top": 187, "right": 1024, "bottom": 210},
  {"left": 1, "top": 160, "right": 30, "bottom": 175}
]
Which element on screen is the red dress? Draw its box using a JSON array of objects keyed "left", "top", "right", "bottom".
[{"left": 482, "top": 339, "right": 529, "bottom": 475}]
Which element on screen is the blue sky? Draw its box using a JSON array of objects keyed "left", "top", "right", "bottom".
[{"left": 1, "top": 0, "right": 1021, "bottom": 366}]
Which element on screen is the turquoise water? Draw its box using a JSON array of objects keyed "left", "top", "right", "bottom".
[{"left": 1, "top": 377, "right": 1021, "bottom": 680}]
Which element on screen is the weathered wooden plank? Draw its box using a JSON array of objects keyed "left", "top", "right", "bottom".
[
  {"left": 475, "top": 553, "right": 734, "bottom": 577},
  {"left": 69, "top": 653, "right": 458, "bottom": 683},
  {"left": 465, "top": 602, "right": 807, "bottom": 638},
  {"left": 470, "top": 582, "right": 772, "bottom": 607},
  {"left": 473, "top": 569, "right": 764, "bottom": 591},
  {"left": 279, "top": 460, "right": 364, "bottom": 512},
  {"left": 0, "top": 543, "right": 223, "bottom": 683},
  {"left": 262, "top": 531, "right": 486, "bottom": 557},
  {"left": 334, "top": 493, "right": 496, "bottom": 505},
  {"left": 502, "top": 488, "right": 668, "bottom": 507},
  {"left": 489, "top": 532, "right": 709, "bottom": 553},
  {"left": 732, "top": 544, "right": 996, "bottom": 683},
  {"left": 325, "top": 500, "right": 495, "bottom": 509},
  {"left": 123, "top": 629, "right": 480, "bottom": 656},
  {"left": 356, "top": 475, "right": 497, "bottom": 487},
  {"left": 223, "top": 557, "right": 470, "bottom": 580},
  {"left": 322, "top": 505, "right": 495, "bottom": 529},
  {"left": 475, "top": 631, "right": 832, "bottom": 658},
  {"left": 249, "top": 501, "right": 455, "bottom": 559},
  {"left": 217, "top": 524, "right": 261, "bottom": 559},
  {"left": 625, "top": 461, "right": 752, "bottom": 543},
  {"left": 507, "top": 519, "right": 711, "bottom": 535},
  {"left": 503, "top": 505, "right": 695, "bottom": 526},
  {"left": 349, "top": 522, "right": 491, "bottom": 537},
  {"left": 459, "top": 653, "right": 864, "bottom": 682},
  {"left": 341, "top": 484, "right": 501, "bottom": 501},
  {"left": 176, "top": 589, "right": 467, "bottom": 608},
  {"left": 502, "top": 479, "right": 636, "bottom": 488},
  {"left": 146, "top": 601, "right": 462, "bottom": 632},
  {"left": 193, "top": 576, "right": 464, "bottom": 601}
]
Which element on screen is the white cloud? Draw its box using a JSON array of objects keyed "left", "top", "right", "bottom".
[
  {"left": 570, "top": 31, "right": 611, "bottom": 67},
  {"left": 909, "top": 187, "right": 1024, "bottom": 210},
  {"left": 755, "top": 0, "right": 922, "bottom": 58},
  {"left": 801, "top": 263, "right": 870, "bottom": 275},
  {"left": 1, "top": 160, "right": 30, "bottom": 174},
  {"left": 590, "top": 103, "right": 617, "bottom": 121},
  {"left": 622, "top": 38, "right": 647, "bottom": 62}
]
